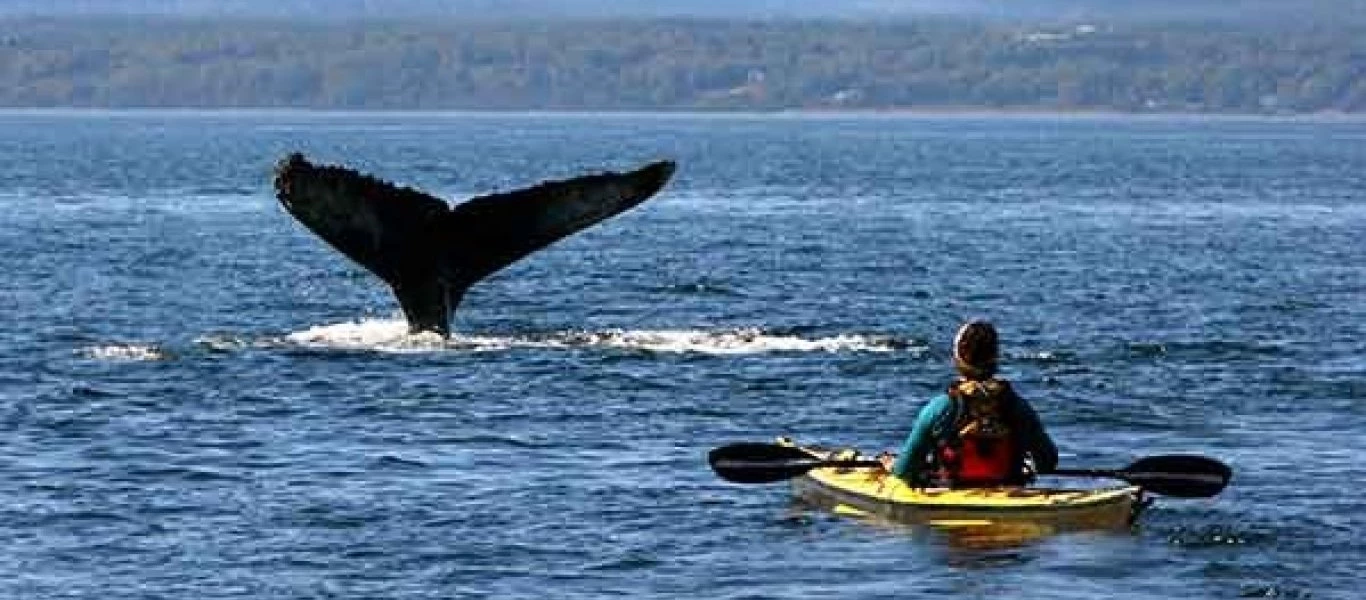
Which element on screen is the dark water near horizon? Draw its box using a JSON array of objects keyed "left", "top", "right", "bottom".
[{"left": 1, "top": 111, "right": 1363, "bottom": 599}]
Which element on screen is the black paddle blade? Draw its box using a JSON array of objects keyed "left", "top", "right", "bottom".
[
  {"left": 708, "top": 442, "right": 822, "bottom": 484},
  {"left": 1119, "top": 454, "right": 1233, "bottom": 498}
]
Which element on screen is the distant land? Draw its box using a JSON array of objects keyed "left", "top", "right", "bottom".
[
  {"left": 4, "top": 0, "right": 1366, "bottom": 23},
  {"left": 0, "top": 16, "right": 1362, "bottom": 113}
]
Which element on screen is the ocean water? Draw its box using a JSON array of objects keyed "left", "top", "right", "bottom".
[{"left": 1, "top": 111, "right": 1363, "bottom": 599}]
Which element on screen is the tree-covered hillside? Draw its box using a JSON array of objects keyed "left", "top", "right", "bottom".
[{"left": 0, "top": 18, "right": 1362, "bottom": 112}]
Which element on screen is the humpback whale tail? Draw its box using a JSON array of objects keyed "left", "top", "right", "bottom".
[{"left": 273, "top": 153, "right": 676, "bottom": 335}]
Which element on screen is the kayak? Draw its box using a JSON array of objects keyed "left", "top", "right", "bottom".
[{"left": 782, "top": 439, "right": 1146, "bottom": 531}]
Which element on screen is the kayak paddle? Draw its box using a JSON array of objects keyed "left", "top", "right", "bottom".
[
  {"left": 708, "top": 442, "right": 1232, "bottom": 498},
  {"left": 1049, "top": 455, "right": 1232, "bottom": 498},
  {"left": 708, "top": 442, "right": 883, "bottom": 484}
]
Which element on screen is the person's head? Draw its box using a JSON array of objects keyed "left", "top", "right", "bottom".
[{"left": 953, "top": 320, "right": 999, "bottom": 381}]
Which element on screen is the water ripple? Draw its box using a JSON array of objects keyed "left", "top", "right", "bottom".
[{"left": 4, "top": 113, "right": 1365, "bottom": 600}]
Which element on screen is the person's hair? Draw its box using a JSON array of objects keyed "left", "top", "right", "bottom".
[{"left": 953, "top": 320, "right": 999, "bottom": 381}]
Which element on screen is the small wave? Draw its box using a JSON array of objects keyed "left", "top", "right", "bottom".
[
  {"left": 1237, "top": 584, "right": 1313, "bottom": 599},
  {"left": 435, "top": 434, "right": 551, "bottom": 449},
  {"left": 1127, "top": 342, "right": 1169, "bottom": 358},
  {"left": 267, "top": 319, "right": 913, "bottom": 356},
  {"left": 1009, "top": 349, "right": 1075, "bottom": 364},
  {"left": 658, "top": 281, "right": 743, "bottom": 297},
  {"left": 120, "top": 466, "right": 248, "bottom": 483},
  {"left": 195, "top": 333, "right": 272, "bottom": 353},
  {"left": 43, "top": 192, "right": 269, "bottom": 215},
  {"left": 585, "top": 552, "right": 663, "bottom": 571},
  {"left": 79, "top": 344, "right": 170, "bottom": 362},
  {"left": 70, "top": 385, "right": 120, "bottom": 399},
  {"left": 373, "top": 455, "right": 429, "bottom": 470},
  {"left": 1165, "top": 524, "right": 1272, "bottom": 548},
  {"left": 1137, "top": 339, "right": 1288, "bottom": 361},
  {"left": 32, "top": 510, "right": 134, "bottom": 526}
]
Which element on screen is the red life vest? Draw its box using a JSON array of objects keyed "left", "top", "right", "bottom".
[{"left": 936, "top": 379, "right": 1017, "bottom": 486}]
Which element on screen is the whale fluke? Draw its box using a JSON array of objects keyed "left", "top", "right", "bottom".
[{"left": 273, "top": 154, "right": 676, "bottom": 335}]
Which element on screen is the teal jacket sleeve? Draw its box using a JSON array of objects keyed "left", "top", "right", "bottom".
[
  {"left": 1011, "top": 394, "right": 1058, "bottom": 473},
  {"left": 890, "top": 393, "right": 953, "bottom": 483}
]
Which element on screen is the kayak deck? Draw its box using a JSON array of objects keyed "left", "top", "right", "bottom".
[{"left": 785, "top": 441, "right": 1145, "bottom": 530}]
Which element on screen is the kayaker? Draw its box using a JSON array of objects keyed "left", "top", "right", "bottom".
[{"left": 879, "top": 320, "right": 1058, "bottom": 487}]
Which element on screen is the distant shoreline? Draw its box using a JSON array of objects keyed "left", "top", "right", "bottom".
[
  {"left": 2, "top": 19, "right": 1361, "bottom": 115},
  {"left": 0, "top": 107, "right": 1362, "bottom": 121}
]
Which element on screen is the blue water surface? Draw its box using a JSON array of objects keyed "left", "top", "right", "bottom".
[{"left": 1, "top": 111, "right": 1363, "bottom": 599}]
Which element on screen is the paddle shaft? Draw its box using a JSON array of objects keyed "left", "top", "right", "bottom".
[
  {"left": 709, "top": 442, "right": 1231, "bottom": 497},
  {"left": 1049, "top": 468, "right": 1118, "bottom": 478},
  {"left": 714, "top": 458, "right": 883, "bottom": 471},
  {"left": 1051, "top": 467, "right": 1229, "bottom": 485},
  {"left": 1048, "top": 461, "right": 1232, "bottom": 497},
  {"left": 706, "top": 442, "right": 889, "bottom": 484}
]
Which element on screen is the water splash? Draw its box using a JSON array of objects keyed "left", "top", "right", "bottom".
[
  {"left": 282, "top": 319, "right": 448, "bottom": 352},
  {"left": 79, "top": 344, "right": 170, "bottom": 362},
  {"left": 262, "top": 318, "right": 916, "bottom": 355}
]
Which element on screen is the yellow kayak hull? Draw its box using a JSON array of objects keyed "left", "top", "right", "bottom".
[{"left": 788, "top": 443, "right": 1144, "bottom": 532}]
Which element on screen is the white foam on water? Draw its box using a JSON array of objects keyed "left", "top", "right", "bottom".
[
  {"left": 539, "top": 328, "right": 906, "bottom": 355},
  {"left": 80, "top": 344, "right": 169, "bottom": 361},
  {"left": 283, "top": 318, "right": 450, "bottom": 352},
  {"left": 275, "top": 319, "right": 913, "bottom": 355}
]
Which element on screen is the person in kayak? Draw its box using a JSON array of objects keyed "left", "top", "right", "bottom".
[{"left": 879, "top": 320, "right": 1058, "bottom": 487}]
